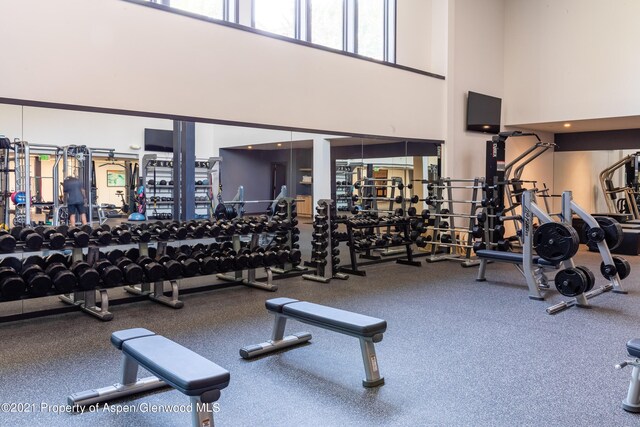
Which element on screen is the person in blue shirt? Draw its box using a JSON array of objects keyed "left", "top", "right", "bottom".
[{"left": 63, "top": 176, "right": 87, "bottom": 226}]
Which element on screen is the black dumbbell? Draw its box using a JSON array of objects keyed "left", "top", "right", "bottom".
[
  {"left": 191, "top": 250, "right": 217, "bottom": 275},
  {"left": 201, "top": 221, "right": 221, "bottom": 238},
  {"left": 246, "top": 218, "right": 265, "bottom": 233},
  {"left": 112, "top": 257, "right": 144, "bottom": 284},
  {"left": 0, "top": 230, "right": 17, "bottom": 253},
  {"left": 68, "top": 227, "right": 90, "bottom": 247},
  {"left": 43, "top": 226, "right": 67, "bottom": 250},
  {"left": 185, "top": 222, "right": 206, "bottom": 238},
  {"left": 137, "top": 256, "right": 164, "bottom": 282},
  {"left": 45, "top": 261, "right": 77, "bottom": 294},
  {"left": 260, "top": 248, "right": 279, "bottom": 266},
  {"left": 18, "top": 227, "right": 44, "bottom": 251},
  {"left": 70, "top": 261, "right": 100, "bottom": 290},
  {"left": 111, "top": 226, "right": 132, "bottom": 244},
  {"left": 148, "top": 224, "right": 171, "bottom": 240},
  {"left": 21, "top": 263, "right": 53, "bottom": 296},
  {"left": 124, "top": 248, "right": 140, "bottom": 261},
  {"left": 127, "top": 225, "right": 151, "bottom": 243},
  {"left": 237, "top": 248, "right": 259, "bottom": 269},
  {"left": 209, "top": 251, "right": 234, "bottom": 273},
  {"left": 0, "top": 266, "right": 26, "bottom": 300},
  {"left": 92, "top": 226, "right": 113, "bottom": 245},
  {"left": 173, "top": 253, "right": 200, "bottom": 277},
  {"left": 218, "top": 221, "right": 236, "bottom": 236},
  {"left": 167, "top": 223, "right": 188, "bottom": 240},
  {"left": 232, "top": 219, "right": 251, "bottom": 235},
  {"left": 156, "top": 255, "right": 182, "bottom": 280},
  {"left": 94, "top": 259, "right": 124, "bottom": 288}
]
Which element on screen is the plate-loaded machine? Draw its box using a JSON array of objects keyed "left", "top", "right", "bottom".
[
  {"left": 477, "top": 189, "right": 628, "bottom": 314},
  {"left": 600, "top": 152, "right": 640, "bottom": 221}
]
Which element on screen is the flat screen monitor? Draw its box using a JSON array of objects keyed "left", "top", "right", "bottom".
[
  {"left": 144, "top": 129, "right": 173, "bottom": 153},
  {"left": 466, "top": 91, "right": 501, "bottom": 134}
]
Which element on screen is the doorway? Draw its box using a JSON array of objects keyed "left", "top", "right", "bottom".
[{"left": 271, "top": 162, "right": 287, "bottom": 200}]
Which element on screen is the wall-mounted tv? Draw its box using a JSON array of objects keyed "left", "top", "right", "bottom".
[
  {"left": 144, "top": 128, "right": 173, "bottom": 153},
  {"left": 466, "top": 91, "right": 502, "bottom": 134}
]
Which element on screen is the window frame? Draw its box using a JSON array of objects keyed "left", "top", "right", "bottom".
[
  {"left": 251, "top": 0, "right": 299, "bottom": 39},
  {"left": 306, "top": 0, "right": 346, "bottom": 50},
  {"left": 354, "top": 0, "right": 395, "bottom": 63},
  {"left": 127, "top": 0, "right": 425, "bottom": 75}
]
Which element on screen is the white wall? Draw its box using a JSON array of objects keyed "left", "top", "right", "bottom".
[
  {"left": 0, "top": 0, "right": 446, "bottom": 141},
  {"left": 504, "top": 0, "right": 640, "bottom": 126},
  {"left": 444, "top": 0, "right": 505, "bottom": 180},
  {"left": 396, "top": 0, "right": 433, "bottom": 72}
]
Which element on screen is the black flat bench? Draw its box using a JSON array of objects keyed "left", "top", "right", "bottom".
[
  {"left": 69, "top": 328, "right": 230, "bottom": 426},
  {"left": 617, "top": 339, "right": 640, "bottom": 413},
  {"left": 475, "top": 249, "right": 556, "bottom": 266},
  {"left": 240, "top": 297, "right": 387, "bottom": 387}
]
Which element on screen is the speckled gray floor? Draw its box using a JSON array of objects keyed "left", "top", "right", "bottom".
[{"left": 1, "top": 224, "right": 640, "bottom": 426}]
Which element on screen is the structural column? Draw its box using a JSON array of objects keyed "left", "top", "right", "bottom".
[
  {"left": 173, "top": 121, "right": 196, "bottom": 221},
  {"left": 312, "top": 138, "right": 331, "bottom": 208}
]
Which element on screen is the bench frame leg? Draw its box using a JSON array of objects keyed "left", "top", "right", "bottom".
[
  {"left": 623, "top": 365, "right": 640, "bottom": 412},
  {"left": 191, "top": 396, "right": 216, "bottom": 427},
  {"left": 476, "top": 259, "right": 487, "bottom": 281},
  {"left": 359, "top": 338, "right": 384, "bottom": 387},
  {"left": 239, "top": 314, "right": 312, "bottom": 359},
  {"left": 67, "top": 354, "right": 166, "bottom": 406}
]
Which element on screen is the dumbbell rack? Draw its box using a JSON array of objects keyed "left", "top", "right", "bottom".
[
  {"left": 142, "top": 154, "right": 175, "bottom": 220},
  {"left": 194, "top": 160, "right": 212, "bottom": 219},
  {"left": 339, "top": 216, "right": 421, "bottom": 277},
  {"left": 267, "top": 198, "right": 306, "bottom": 276},
  {"left": 423, "top": 177, "right": 483, "bottom": 267},
  {"left": 335, "top": 162, "right": 353, "bottom": 212},
  {"left": 353, "top": 177, "right": 408, "bottom": 260},
  {"left": 59, "top": 247, "right": 113, "bottom": 321},
  {"left": 374, "top": 178, "right": 414, "bottom": 258},
  {"left": 122, "top": 241, "right": 185, "bottom": 307},
  {"left": 303, "top": 199, "right": 348, "bottom": 283},
  {"left": 216, "top": 233, "right": 276, "bottom": 291}
]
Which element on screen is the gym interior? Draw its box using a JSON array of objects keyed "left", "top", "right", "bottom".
[{"left": 1, "top": 0, "right": 640, "bottom": 425}]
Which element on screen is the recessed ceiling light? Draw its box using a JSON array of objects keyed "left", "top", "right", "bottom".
[
  {"left": 277, "top": 143, "right": 282, "bottom": 147},
  {"left": 482, "top": 125, "right": 490, "bottom": 129},
  {"left": 248, "top": 145, "right": 253, "bottom": 149},
  {"left": 563, "top": 123, "right": 571, "bottom": 128}
]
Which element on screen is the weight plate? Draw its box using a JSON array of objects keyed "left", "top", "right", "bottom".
[
  {"left": 587, "top": 216, "right": 624, "bottom": 250},
  {"left": 574, "top": 265, "right": 596, "bottom": 292},
  {"left": 533, "top": 222, "right": 580, "bottom": 262},
  {"left": 554, "top": 267, "right": 588, "bottom": 297},
  {"left": 613, "top": 256, "right": 631, "bottom": 280}
]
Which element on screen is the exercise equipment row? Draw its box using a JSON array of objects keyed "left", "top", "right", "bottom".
[
  {"left": 0, "top": 241, "right": 303, "bottom": 301},
  {"left": 352, "top": 194, "right": 419, "bottom": 204},
  {"left": 0, "top": 215, "right": 300, "bottom": 253}
]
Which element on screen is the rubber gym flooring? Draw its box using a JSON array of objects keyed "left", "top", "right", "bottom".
[{"left": 0, "top": 223, "right": 639, "bottom": 426}]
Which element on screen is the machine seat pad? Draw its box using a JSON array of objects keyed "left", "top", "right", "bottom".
[
  {"left": 122, "top": 334, "right": 230, "bottom": 396},
  {"left": 476, "top": 249, "right": 557, "bottom": 266},
  {"left": 281, "top": 301, "right": 386, "bottom": 337},
  {"left": 627, "top": 338, "right": 640, "bottom": 358}
]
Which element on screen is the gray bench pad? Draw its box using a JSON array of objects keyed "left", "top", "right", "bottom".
[
  {"left": 111, "top": 328, "right": 156, "bottom": 349},
  {"left": 628, "top": 339, "right": 640, "bottom": 358},
  {"left": 266, "top": 298, "right": 386, "bottom": 338},
  {"left": 111, "top": 329, "right": 230, "bottom": 396},
  {"left": 476, "top": 249, "right": 556, "bottom": 266}
]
